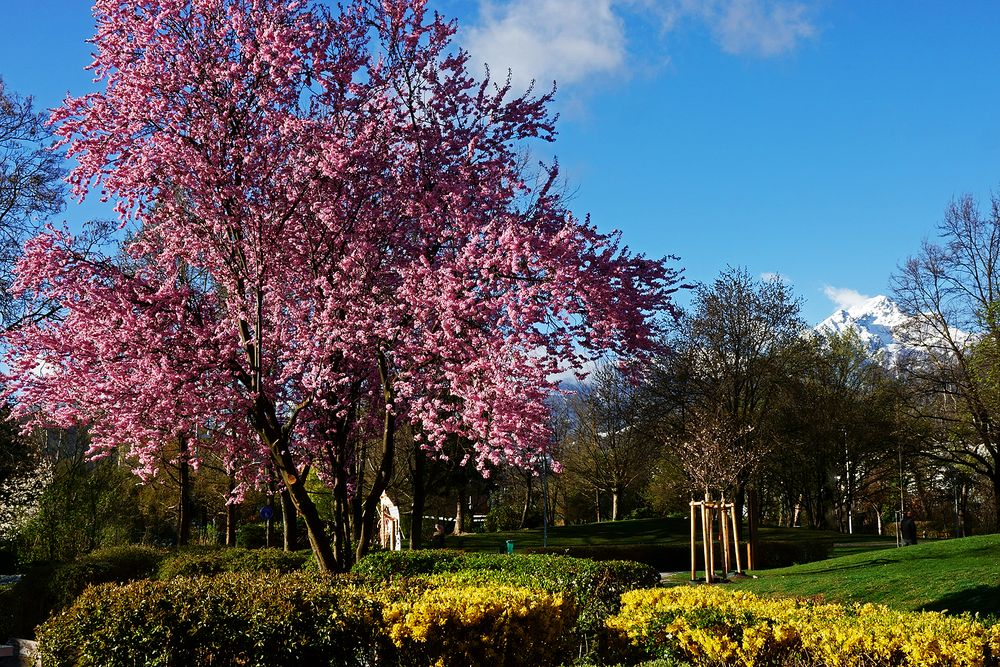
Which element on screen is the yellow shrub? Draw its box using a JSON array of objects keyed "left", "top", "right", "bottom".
[
  {"left": 383, "top": 584, "right": 576, "bottom": 667},
  {"left": 606, "top": 586, "right": 999, "bottom": 667}
]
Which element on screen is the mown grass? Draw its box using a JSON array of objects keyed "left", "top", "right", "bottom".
[
  {"left": 725, "top": 533, "right": 1000, "bottom": 616},
  {"left": 448, "top": 517, "right": 893, "bottom": 558},
  {"left": 447, "top": 517, "right": 691, "bottom": 551}
]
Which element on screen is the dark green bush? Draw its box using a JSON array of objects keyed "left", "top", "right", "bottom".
[
  {"left": 0, "top": 545, "right": 166, "bottom": 639},
  {"left": 754, "top": 540, "right": 830, "bottom": 569},
  {"left": 236, "top": 522, "right": 269, "bottom": 549},
  {"left": 0, "top": 543, "right": 17, "bottom": 572},
  {"left": 37, "top": 572, "right": 384, "bottom": 667},
  {"left": 352, "top": 549, "right": 466, "bottom": 580},
  {"left": 483, "top": 503, "right": 526, "bottom": 532},
  {"left": 523, "top": 544, "right": 690, "bottom": 571},
  {"left": 157, "top": 547, "right": 309, "bottom": 579}
]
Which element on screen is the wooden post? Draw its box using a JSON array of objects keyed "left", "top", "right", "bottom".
[
  {"left": 690, "top": 500, "right": 698, "bottom": 581},
  {"left": 730, "top": 504, "right": 743, "bottom": 574},
  {"left": 748, "top": 487, "right": 759, "bottom": 572},
  {"left": 705, "top": 494, "right": 716, "bottom": 583},
  {"left": 701, "top": 496, "right": 713, "bottom": 583},
  {"left": 720, "top": 495, "right": 731, "bottom": 577}
]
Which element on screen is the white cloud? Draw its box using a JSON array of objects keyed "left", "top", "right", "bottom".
[
  {"left": 461, "top": 0, "right": 818, "bottom": 95},
  {"left": 760, "top": 271, "right": 788, "bottom": 283},
  {"left": 709, "top": 0, "right": 817, "bottom": 57},
  {"left": 823, "top": 286, "right": 873, "bottom": 311},
  {"left": 463, "top": 0, "right": 627, "bottom": 91}
]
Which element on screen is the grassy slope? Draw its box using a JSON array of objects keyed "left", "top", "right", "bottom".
[{"left": 728, "top": 534, "right": 1000, "bottom": 616}]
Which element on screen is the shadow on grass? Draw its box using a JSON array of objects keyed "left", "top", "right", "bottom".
[
  {"left": 797, "top": 557, "right": 902, "bottom": 574},
  {"left": 922, "top": 584, "right": 1000, "bottom": 617}
]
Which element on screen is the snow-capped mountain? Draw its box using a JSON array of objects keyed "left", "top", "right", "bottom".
[{"left": 815, "top": 295, "right": 912, "bottom": 365}]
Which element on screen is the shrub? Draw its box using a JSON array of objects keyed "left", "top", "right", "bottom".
[
  {"left": 236, "top": 522, "right": 269, "bottom": 549},
  {"left": 381, "top": 583, "right": 576, "bottom": 666},
  {"left": 354, "top": 551, "right": 659, "bottom": 638},
  {"left": 0, "top": 543, "right": 17, "bottom": 573},
  {"left": 605, "top": 586, "right": 1000, "bottom": 666},
  {"left": 36, "top": 572, "right": 582, "bottom": 667},
  {"left": 157, "top": 546, "right": 309, "bottom": 579},
  {"left": 483, "top": 504, "right": 523, "bottom": 532},
  {"left": 352, "top": 549, "right": 466, "bottom": 580},
  {"left": 523, "top": 544, "right": 690, "bottom": 571},
  {"left": 0, "top": 545, "right": 166, "bottom": 639},
  {"left": 753, "top": 539, "right": 830, "bottom": 569},
  {"left": 37, "top": 572, "right": 385, "bottom": 667}
]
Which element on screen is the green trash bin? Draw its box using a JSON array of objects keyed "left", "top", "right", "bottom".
[{"left": 505, "top": 540, "right": 514, "bottom": 554}]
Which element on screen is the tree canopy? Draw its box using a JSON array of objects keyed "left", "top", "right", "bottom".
[{"left": 4, "top": 0, "right": 683, "bottom": 570}]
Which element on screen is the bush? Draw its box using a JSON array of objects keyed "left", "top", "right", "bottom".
[
  {"left": 753, "top": 539, "right": 830, "bottom": 569},
  {"left": 352, "top": 549, "right": 466, "bottom": 580},
  {"left": 381, "top": 583, "right": 576, "bottom": 666},
  {"left": 36, "top": 572, "right": 581, "bottom": 667},
  {"left": 236, "top": 522, "right": 268, "bottom": 549},
  {"left": 604, "top": 586, "right": 1000, "bottom": 666},
  {"left": 354, "top": 551, "right": 659, "bottom": 638},
  {"left": 483, "top": 504, "right": 522, "bottom": 532},
  {"left": 37, "top": 572, "right": 385, "bottom": 667},
  {"left": 0, "top": 545, "right": 167, "bottom": 639},
  {"left": 523, "top": 544, "right": 690, "bottom": 571},
  {"left": 158, "top": 546, "right": 310, "bottom": 579},
  {"left": 0, "top": 543, "right": 17, "bottom": 573}
]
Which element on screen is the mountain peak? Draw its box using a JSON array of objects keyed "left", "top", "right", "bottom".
[{"left": 816, "top": 295, "right": 910, "bottom": 365}]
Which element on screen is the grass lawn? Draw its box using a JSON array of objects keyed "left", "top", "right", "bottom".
[
  {"left": 446, "top": 518, "right": 893, "bottom": 558},
  {"left": 723, "top": 533, "right": 1000, "bottom": 616},
  {"left": 446, "top": 517, "right": 691, "bottom": 551}
]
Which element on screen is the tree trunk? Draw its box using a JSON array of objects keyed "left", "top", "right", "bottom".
[
  {"left": 519, "top": 474, "right": 532, "bottom": 529},
  {"left": 747, "top": 487, "right": 760, "bottom": 569},
  {"left": 992, "top": 472, "right": 1000, "bottom": 533},
  {"left": 409, "top": 443, "right": 426, "bottom": 550},
  {"left": 332, "top": 469, "right": 352, "bottom": 569},
  {"left": 351, "top": 437, "right": 367, "bottom": 544},
  {"left": 280, "top": 489, "right": 297, "bottom": 551},
  {"left": 177, "top": 433, "right": 192, "bottom": 547},
  {"left": 225, "top": 504, "right": 237, "bottom": 547},
  {"left": 354, "top": 351, "right": 396, "bottom": 564},
  {"left": 611, "top": 486, "right": 621, "bottom": 521},
  {"left": 733, "top": 484, "right": 746, "bottom": 543},
  {"left": 264, "top": 425, "right": 336, "bottom": 570}
]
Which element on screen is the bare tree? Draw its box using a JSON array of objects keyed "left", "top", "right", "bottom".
[
  {"left": 563, "top": 363, "right": 658, "bottom": 521},
  {"left": 892, "top": 192, "right": 1000, "bottom": 530},
  {"left": 0, "top": 77, "right": 64, "bottom": 329}
]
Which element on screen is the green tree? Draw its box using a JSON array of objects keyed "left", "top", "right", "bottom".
[{"left": 652, "top": 267, "right": 805, "bottom": 538}]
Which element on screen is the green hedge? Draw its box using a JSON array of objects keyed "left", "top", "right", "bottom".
[
  {"left": 752, "top": 539, "right": 830, "bottom": 568},
  {"left": 37, "top": 573, "right": 578, "bottom": 667},
  {"left": 0, "top": 545, "right": 166, "bottom": 639},
  {"left": 517, "top": 539, "right": 829, "bottom": 571},
  {"left": 2, "top": 546, "right": 316, "bottom": 639},
  {"left": 522, "top": 544, "right": 690, "bottom": 571},
  {"left": 353, "top": 551, "right": 659, "bottom": 637},
  {"left": 37, "top": 572, "right": 383, "bottom": 667},
  {"left": 157, "top": 547, "right": 310, "bottom": 579}
]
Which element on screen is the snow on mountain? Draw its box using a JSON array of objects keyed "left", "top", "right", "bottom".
[{"left": 815, "top": 295, "right": 913, "bottom": 365}]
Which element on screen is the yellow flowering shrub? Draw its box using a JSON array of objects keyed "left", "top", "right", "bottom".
[
  {"left": 382, "top": 583, "right": 577, "bottom": 667},
  {"left": 606, "top": 586, "right": 1000, "bottom": 667}
]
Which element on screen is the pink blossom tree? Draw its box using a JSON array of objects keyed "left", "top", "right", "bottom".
[{"left": 5, "top": 0, "right": 683, "bottom": 571}]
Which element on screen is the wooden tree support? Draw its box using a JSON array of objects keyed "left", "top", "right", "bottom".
[{"left": 689, "top": 493, "right": 743, "bottom": 582}]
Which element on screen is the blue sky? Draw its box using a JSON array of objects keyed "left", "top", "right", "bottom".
[{"left": 2, "top": 1, "right": 999, "bottom": 324}]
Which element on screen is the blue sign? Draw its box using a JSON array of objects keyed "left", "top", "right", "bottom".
[{"left": 260, "top": 506, "right": 274, "bottom": 521}]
